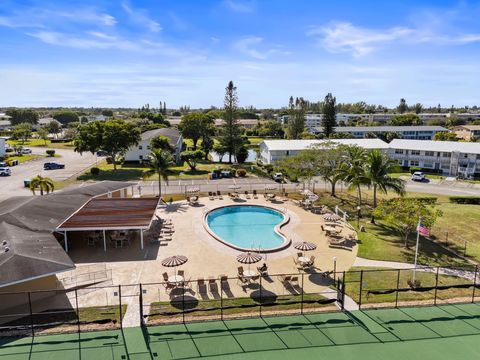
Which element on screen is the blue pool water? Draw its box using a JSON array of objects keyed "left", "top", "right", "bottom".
[{"left": 206, "top": 205, "right": 285, "bottom": 250}]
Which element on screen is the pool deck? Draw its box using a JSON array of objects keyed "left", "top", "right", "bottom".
[{"left": 55, "top": 196, "right": 358, "bottom": 323}]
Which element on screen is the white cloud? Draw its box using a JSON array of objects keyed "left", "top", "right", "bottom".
[
  {"left": 121, "top": 1, "right": 161, "bottom": 32},
  {"left": 233, "top": 37, "right": 265, "bottom": 59},
  {"left": 222, "top": 0, "right": 254, "bottom": 13},
  {"left": 308, "top": 22, "right": 413, "bottom": 57}
]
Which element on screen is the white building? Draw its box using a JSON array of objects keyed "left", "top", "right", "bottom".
[
  {"left": 388, "top": 139, "right": 480, "bottom": 177},
  {"left": 259, "top": 138, "right": 389, "bottom": 165},
  {"left": 124, "top": 128, "right": 183, "bottom": 164},
  {"left": 87, "top": 115, "right": 109, "bottom": 122},
  {"left": 0, "top": 137, "right": 5, "bottom": 157},
  {"left": 311, "top": 126, "right": 448, "bottom": 140}
]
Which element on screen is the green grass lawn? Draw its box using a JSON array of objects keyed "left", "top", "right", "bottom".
[
  {"left": 345, "top": 266, "right": 475, "bottom": 305},
  {"left": 5, "top": 154, "right": 42, "bottom": 164},
  {"left": 77, "top": 160, "right": 256, "bottom": 181},
  {"left": 430, "top": 202, "right": 480, "bottom": 261},
  {"left": 7, "top": 138, "right": 75, "bottom": 149},
  {"left": 148, "top": 293, "right": 330, "bottom": 323}
]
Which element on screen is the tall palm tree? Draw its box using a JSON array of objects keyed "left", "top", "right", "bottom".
[
  {"left": 366, "top": 149, "right": 406, "bottom": 208},
  {"left": 29, "top": 175, "right": 54, "bottom": 196},
  {"left": 143, "top": 149, "right": 174, "bottom": 199},
  {"left": 336, "top": 145, "right": 368, "bottom": 207}
]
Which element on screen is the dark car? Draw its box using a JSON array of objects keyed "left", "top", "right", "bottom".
[
  {"left": 96, "top": 150, "right": 108, "bottom": 157},
  {"left": 43, "top": 162, "right": 65, "bottom": 170}
]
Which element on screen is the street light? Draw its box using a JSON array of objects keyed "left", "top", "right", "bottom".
[
  {"left": 332, "top": 256, "right": 337, "bottom": 280},
  {"left": 356, "top": 206, "right": 361, "bottom": 229}
]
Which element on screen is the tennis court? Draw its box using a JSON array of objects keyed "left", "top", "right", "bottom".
[{"left": 1, "top": 303, "right": 480, "bottom": 359}]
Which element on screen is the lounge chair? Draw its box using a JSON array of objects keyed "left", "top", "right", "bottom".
[
  {"left": 217, "top": 191, "right": 223, "bottom": 200},
  {"left": 308, "top": 255, "right": 315, "bottom": 267},
  {"left": 208, "top": 192, "right": 215, "bottom": 200},
  {"left": 244, "top": 191, "right": 250, "bottom": 199},
  {"left": 208, "top": 278, "right": 217, "bottom": 293},
  {"left": 253, "top": 190, "right": 258, "bottom": 199},
  {"left": 280, "top": 275, "right": 291, "bottom": 284},
  {"left": 163, "top": 272, "right": 169, "bottom": 281},
  {"left": 290, "top": 276, "right": 299, "bottom": 285},
  {"left": 178, "top": 270, "right": 185, "bottom": 277}
]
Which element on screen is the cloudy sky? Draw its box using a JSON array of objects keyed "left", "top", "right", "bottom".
[{"left": 0, "top": 0, "right": 479, "bottom": 108}]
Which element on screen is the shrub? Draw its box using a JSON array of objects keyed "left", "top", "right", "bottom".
[
  {"left": 449, "top": 196, "right": 480, "bottom": 204},
  {"left": 236, "top": 169, "right": 247, "bottom": 177},
  {"left": 414, "top": 197, "right": 438, "bottom": 204},
  {"left": 230, "top": 169, "right": 237, "bottom": 177},
  {"left": 46, "top": 149, "right": 55, "bottom": 157},
  {"left": 264, "top": 164, "right": 274, "bottom": 174},
  {"left": 409, "top": 167, "right": 422, "bottom": 174},
  {"left": 106, "top": 157, "right": 114, "bottom": 164},
  {"left": 90, "top": 167, "right": 100, "bottom": 175}
]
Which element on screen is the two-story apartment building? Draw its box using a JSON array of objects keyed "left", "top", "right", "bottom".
[
  {"left": 259, "top": 138, "right": 389, "bottom": 165},
  {"left": 312, "top": 126, "right": 448, "bottom": 139},
  {"left": 453, "top": 125, "right": 480, "bottom": 141},
  {"left": 124, "top": 128, "right": 183, "bottom": 164},
  {"left": 388, "top": 139, "right": 480, "bottom": 177}
]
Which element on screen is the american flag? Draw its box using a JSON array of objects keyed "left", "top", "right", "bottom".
[{"left": 416, "top": 220, "right": 430, "bottom": 237}]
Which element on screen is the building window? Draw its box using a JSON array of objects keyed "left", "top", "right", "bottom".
[
  {"left": 442, "top": 152, "right": 451, "bottom": 158},
  {"left": 411, "top": 150, "right": 420, "bottom": 155},
  {"left": 410, "top": 160, "right": 419, "bottom": 166},
  {"left": 139, "top": 155, "right": 143, "bottom": 160},
  {"left": 425, "top": 151, "right": 434, "bottom": 157},
  {"left": 424, "top": 162, "right": 433, "bottom": 168},
  {"left": 394, "top": 149, "right": 404, "bottom": 154},
  {"left": 286, "top": 150, "right": 290, "bottom": 156},
  {"left": 139, "top": 145, "right": 143, "bottom": 150}
]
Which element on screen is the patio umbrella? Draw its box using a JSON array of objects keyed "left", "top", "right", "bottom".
[
  {"left": 323, "top": 213, "right": 342, "bottom": 222},
  {"left": 236, "top": 252, "right": 262, "bottom": 272},
  {"left": 162, "top": 255, "right": 188, "bottom": 277},
  {"left": 294, "top": 241, "right": 317, "bottom": 256}
]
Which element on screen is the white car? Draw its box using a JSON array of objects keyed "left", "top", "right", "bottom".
[
  {"left": 21, "top": 148, "right": 32, "bottom": 154},
  {"left": 0, "top": 167, "right": 11, "bottom": 176},
  {"left": 272, "top": 172, "right": 283, "bottom": 182},
  {"left": 411, "top": 171, "right": 426, "bottom": 181}
]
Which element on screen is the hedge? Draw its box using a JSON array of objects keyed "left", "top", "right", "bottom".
[
  {"left": 414, "top": 197, "right": 438, "bottom": 204},
  {"left": 449, "top": 196, "right": 480, "bottom": 204}
]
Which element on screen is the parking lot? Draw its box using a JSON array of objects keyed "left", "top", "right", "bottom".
[{"left": 0, "top": 147, "right": 97, "bottom": 201}]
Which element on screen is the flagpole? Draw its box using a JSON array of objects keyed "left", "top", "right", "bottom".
[{"left": 413, "top": 217, "right": 421, "bottom": 284}]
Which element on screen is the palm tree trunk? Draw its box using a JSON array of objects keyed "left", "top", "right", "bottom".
[
  {"left": 357, "top": 185, "right": 362, "bottom": 206},
  {"left": 331, "top": 181, "right": 336, "bottom": 197},
  {"left": 158, "top": 175, "right": 162, "bottom": 198},
  {"left": 40, "top": 188, "right": 44, "bottom": 196},
  {"left": 373, "top": 184, "right": 377, "bottom": 208}
]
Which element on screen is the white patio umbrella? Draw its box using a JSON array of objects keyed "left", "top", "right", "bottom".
[
  {"left": 294, "top": 241, "right": 317, "bottom": 257},
  {"left": 236, "top": 252, "right": 262, "bottom": 272},
  {"left": 323, "top": 213, "right": 342, "bottom": 222},
  {"left": 162, "top": 255, "right": 188, "bottom": 278}
]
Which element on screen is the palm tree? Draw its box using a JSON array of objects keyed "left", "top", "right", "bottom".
[
  {"left": 143, "top": 149, "right": 174, "bottom": 199},
  {"left": 29, "top": 175, "right": 54, "bottom": 196},
  {"left": 366, "top": 149, "right": 406, "bottom": 208},
  {"left": 336, "top": 145, "right": 368, "bottom": 207}
]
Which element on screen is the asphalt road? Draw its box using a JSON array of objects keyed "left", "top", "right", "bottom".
[{"left": 0, "top": 147, "right": 97, "bottom": 201}]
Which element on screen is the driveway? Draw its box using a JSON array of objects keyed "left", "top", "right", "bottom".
[{"left": 0, "top": 148, "right": 97, "bottom": 201}]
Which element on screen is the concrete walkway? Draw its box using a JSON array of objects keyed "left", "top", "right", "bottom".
[{"left": 354, "top": 257, "right": 478, "bottom": 281}]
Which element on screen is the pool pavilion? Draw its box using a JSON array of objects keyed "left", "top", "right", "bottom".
[{"left": 56, "top": 197, "right": 160, "bottom": 253}]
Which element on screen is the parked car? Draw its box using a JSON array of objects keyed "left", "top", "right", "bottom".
[
  {"left": 272, "top": 172, "right": 283, "bottom": 182},
  {"left": 96, "top": 150, "right": 108, "bottom": 157},
  {"left": 5, "top": 147, "right": 13, "bottom": 153},
  {"left": 0, "top": 167, "right": 11, "bottom": 176},
  {"left": 411, "top": 171, "right": 426, "bottom": 181},
  {"left": 43, "top": 162, "right": 65, "bottom": 170},
  {"left": 21, "top": 148, "right": 32, "bottom": 154}
]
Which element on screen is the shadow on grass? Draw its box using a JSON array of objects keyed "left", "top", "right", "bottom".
[{"left": 77, "top": 168, "right": 145, "bottom": 181}]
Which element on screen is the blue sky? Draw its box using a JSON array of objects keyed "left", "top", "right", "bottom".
[{"left": 1, "top": 0, "right": 480, "bottom": 108}]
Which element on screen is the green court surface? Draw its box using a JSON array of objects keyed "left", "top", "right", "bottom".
[{"left": 1, "top": 303, "right": 480, "bottom": 359}]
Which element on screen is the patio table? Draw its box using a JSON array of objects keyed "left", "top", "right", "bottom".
[
  {"left": 168, "top": 275, "right": 184, "bottom": 285},
  {"left": 243, "top": 270, "right": 256, "bottom": 278},
  {"left": 298, "top": 256, "right": 310, "bottom": 264}
]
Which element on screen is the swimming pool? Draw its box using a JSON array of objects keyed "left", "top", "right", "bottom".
[{"left": 204, "top": 205, "right": 290, "bottom": 252}]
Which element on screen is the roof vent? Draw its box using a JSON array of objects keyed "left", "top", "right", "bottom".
[
  {"left": 2, "top": 240, "right": 6, "bottom": 246},
  {"left": 4, "top": 247, "right": 9, "bottom": 253}
]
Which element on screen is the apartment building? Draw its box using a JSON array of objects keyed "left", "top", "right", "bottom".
[
  {"left": 388, "top": 139, "right": 480, "bottom": 177},
  {"left": 453, "top": 125, "right": 480, "bottom": 141},
  {"left": 259, "top": 138, "right": 389, "bottom": 164},
  {"left": 312, "top": 126, "right": 448, "bottom": 140}
]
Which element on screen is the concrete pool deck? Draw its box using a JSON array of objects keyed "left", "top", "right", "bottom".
[{"left": 56, "top": 195, "right": 358, "bottom": 326}]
